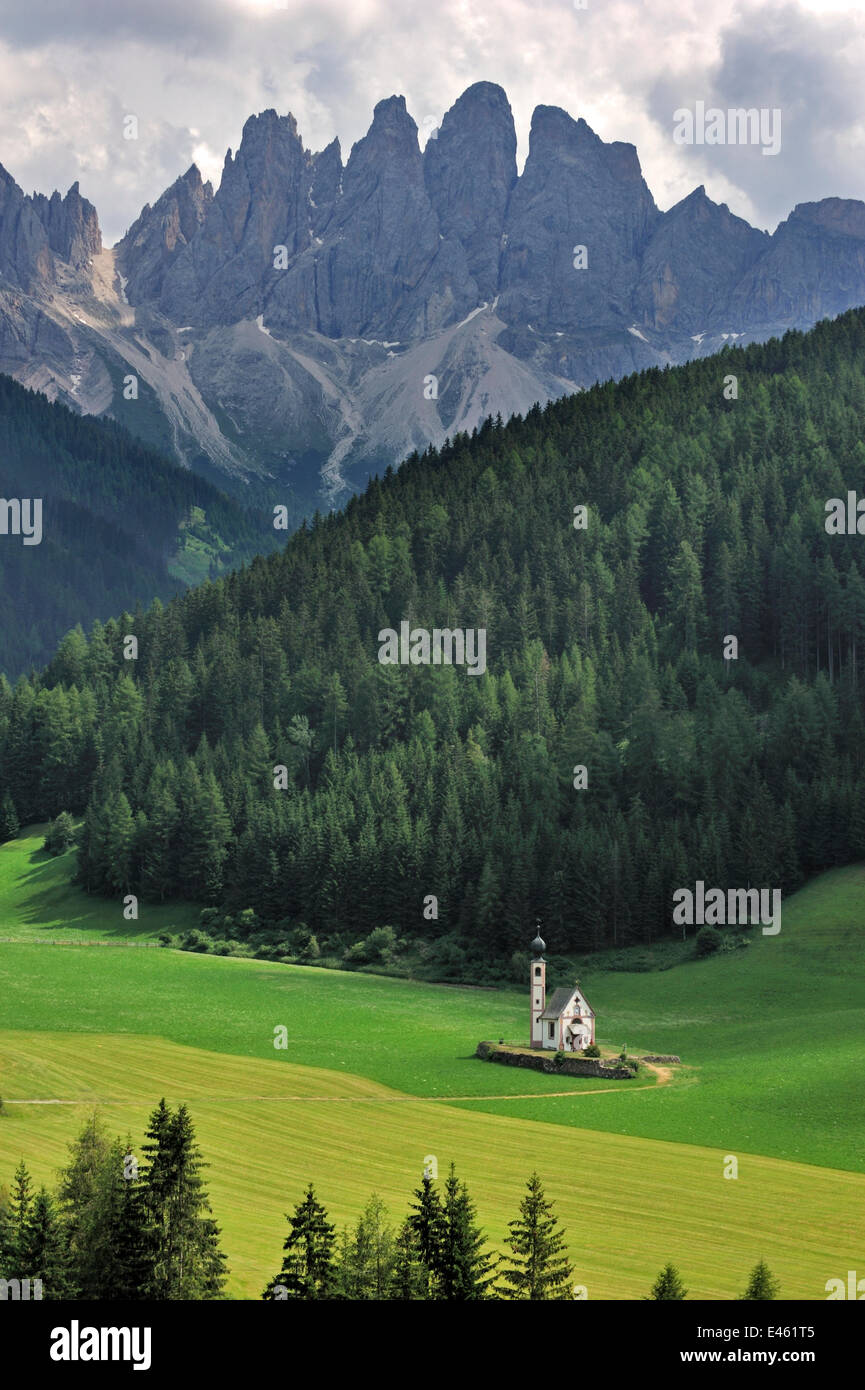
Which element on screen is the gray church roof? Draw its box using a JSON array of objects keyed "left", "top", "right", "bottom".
[
  {"left": 540, "top": 987, "right": 579, "bottom": 1020},
  {"left": 540, "top": 986, "right": 595, "bottom": 1021}
]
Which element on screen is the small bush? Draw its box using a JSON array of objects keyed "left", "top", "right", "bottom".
[
  {"left": 44, "top": 812, "right": 76, "bottom": 856},
  {"left": 180, "top": 928, "right": 212, "bottom": 953},
  {"left": 344, "top": 925, "right": 399, "bottom": 966},
  {"left": 582, "top": 1043, "right": 601, "bottom": 1058},
  {"left": 695, "top": 926, "right": 721, "bottom": 957}
]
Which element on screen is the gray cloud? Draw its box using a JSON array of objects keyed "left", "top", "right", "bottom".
[
  {"left": 0, "top": 0, "right": 861, "bottom": 243},
  {"left": 648, "top": 2, "right": 865, "bottom": 225}
]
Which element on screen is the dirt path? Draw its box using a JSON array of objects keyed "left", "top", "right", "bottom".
[{"left": 4, "top": 1080, "right": 677, "bottom": 1107}]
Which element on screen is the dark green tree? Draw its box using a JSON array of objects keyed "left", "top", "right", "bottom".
[
  {"left": 140, "top": 1100, "right": 227, "bottom": 1299},
  {"left": 648, "top": 1261, "right": 688, "bottom": 1300},
  {"left": 438, "top": 1164, "right": 495, "bottom": 1300},
  {"left": 498, "top": 1172, "right": 573, "bottom": 1300},
  {"left": 739, "top": 1259, "right": 780, "bottom": 1300},
  {"left": 0, "top": 790, "right": 19, "bottom": 843},
  {"left": 263, "top": 1184, "right": 336, "bottom": 1301}
]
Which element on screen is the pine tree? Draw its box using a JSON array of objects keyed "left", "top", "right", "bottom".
[
  {"left": 739, "top": 1259, "right": 780, "bottom": 1300},
  {"left": 333, "top": 1194, "right": 395, "bottom": 1299},
  {"left": 0, "top": 789, "right": 19, "bottom": 843},
  {"left": 648, "top": 1261, "right": 688, "bottom": 1300},
  {"left": 407, "top": 1174, "right": 446, "bottom": 1298},
  {"left": 387, "top": 1219, "right": 428, "bottom": 1301},
  {"left": 263, "top": 1184, "right": 336, "bottom": 1300},
  {"left": 9, "top": 1160, "right": 33, "bottom": 1252},
  {"left": 57, "top": 1111, "right": 111, "bottom": 1296},
  {"left": 498, "top": 1173, "right": 573, "bottom": 1300},
  {"left": 0, "top": 1161, "right": 39, "bottom": 1287},
  {"left": 140, "top": 1100, "right": 227, "bottom": 1299},
  {"left": 438, "top": 1164, "right": 495, "bottom": 1300},
  {"left": 17, "top": 1188, "right": 73, "bottom": 1299}
]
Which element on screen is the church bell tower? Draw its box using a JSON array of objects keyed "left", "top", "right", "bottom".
[{"left": 530, "top": 923, "right": 546, "bottom": 1048}]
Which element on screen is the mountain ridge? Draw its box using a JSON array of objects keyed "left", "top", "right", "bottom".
[{"left": 2, "top": 81, "right": 865, "bottom": 512}]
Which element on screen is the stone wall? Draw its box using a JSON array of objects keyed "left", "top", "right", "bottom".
[
  {"left": 476, "top": 1041, "right": 634, "bottom": 1079},
  {"left": 640, "top": 1054, "right": 681, "bottom": 1064}
]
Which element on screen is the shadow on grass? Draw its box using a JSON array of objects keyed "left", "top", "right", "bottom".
[{"left": 3, "top": 835, "right": 192, "bottom": 941}]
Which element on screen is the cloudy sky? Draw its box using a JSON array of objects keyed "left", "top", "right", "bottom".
[{"left": 0, "top": 0, "right": 863, "bottom": 243}]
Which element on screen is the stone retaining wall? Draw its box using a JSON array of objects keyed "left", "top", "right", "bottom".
[{"left": 476, "top": 1041, "right": 634, "bottom": 1079}]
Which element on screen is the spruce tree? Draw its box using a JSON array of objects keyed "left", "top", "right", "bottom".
[
  {"left": 140, "top": 1100, "right": 227, "bottom": 1299},
  {"left": 263, "top": 1184, "right": 336, "bottom": 1300},
  {"left": 439, "top": 1164, "right": 495, "bottom": 1300},
  {"left": 387, "top": 1219, "right": 428, "bottom": 1301},
  {"left": 648, "top": 1261, "right": 688, "bottom": 1300},
  {"left": 17, "top": 1189, "right": 73, "bottom": 1299},
  {"left": 739, "top": 1259, "right": 780, "bottom": 1300},
  {"left": 0, "top": 790, "right": 19, "bottom": 843},
  {"left": 8, "top": 1160, "right": 33, "bottom": 1256},
  {"left": 335, "top": 1194, "right": 394, "bottom": 1299},
  {"left": 407, "top": 1174, "right": 446, "bottom": 1297},
  {"left": 498, "top": 1173, "right": 573, "bottom": 1300}
]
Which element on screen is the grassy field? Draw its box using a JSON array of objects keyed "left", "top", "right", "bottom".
[
  {"left": 0, "top": 828, "right": 200, "bottom": 941},
  {"left": 1, "top": 1032, "right": 862, "bottom": 1300},
  {"left": 1, "top": 827, "right": 864, "bottom": 1297}
]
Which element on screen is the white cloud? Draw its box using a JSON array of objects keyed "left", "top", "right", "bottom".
[{"left": 0, "top": 0, "right": 861, "bottom": 241}]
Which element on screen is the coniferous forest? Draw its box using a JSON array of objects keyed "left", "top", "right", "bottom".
[
  {"left": 0, "top": 374, "right": 276, "bottom": 678},
  {"left": 3, "top": 310, "right": 865, "bottom": 973}
]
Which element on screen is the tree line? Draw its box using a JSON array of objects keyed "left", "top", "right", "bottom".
[
  {"left": 3, "top": 311, "right": 865, "bottom": 972},
  {"left": 0, "top": 1109, "right": 780, "bottom": 1300},
  {"left": 0, "top": 1103, "right": 226, "bottom": 1299}
]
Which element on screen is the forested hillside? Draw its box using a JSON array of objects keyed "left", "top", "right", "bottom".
[
  {"left": 0, "top": 374, "right": 277, "bottom": 677},
  {"left": 3, "top": 310, "right": 865, "bottom": 969}
]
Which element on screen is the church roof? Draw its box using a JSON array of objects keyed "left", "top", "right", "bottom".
[
  {"left": 540, "top": 987, "right": 578, "bottom": 1020},
  {"left": 540, "top": 986, "right": 594, "bottom": 1020}
]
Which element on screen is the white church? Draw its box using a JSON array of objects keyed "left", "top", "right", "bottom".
[{"left": 529, "top": 928, "right": 596, "bottom": 1051}]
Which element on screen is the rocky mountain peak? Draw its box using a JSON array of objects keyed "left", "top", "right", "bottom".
[
  {"left": 634, "top": 186, "right": 767, "bottom": 333},
  {"left": 4, "top": 83, "right": 865, "bottom": 516},
  {"left": 116, "top": 164, "right": 213, "bottom": 304},
  {"left": 31, "top": 181, "right": 101, "bottom": 270},
  {"left": 788, "top": 197, "right": 865, "bottom": 239},
  {"left": 157, "top": 103, "right": 310, "bottom": 324},
  {"left": 424, "top": 81, "right": 517, "bottom": 299}
]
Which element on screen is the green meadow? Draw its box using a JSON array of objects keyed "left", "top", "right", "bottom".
[{"left": 1, "top": 827, "right": 864, "bottom": 1297}]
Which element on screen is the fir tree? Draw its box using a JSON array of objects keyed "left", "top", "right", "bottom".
[
  {"left": 17, "top": 1188, "right": 73, "bottom": 1299},
  {"left": 739, "top": 1259, "right": 780, "bottom": 1300},
  {"left": 140, "top": 1100, "right": 227, "bottom": 1299},
  {"left": 407, "top": 1174, "right": 446, "bottom": 1298},
  {"left": 387, "top": 1219, "right": 428, "bottom": 1301},
  {"left": 438, "top": 1164, "right": 495, "bottom": 1300},
  {"left": 648, "top": 1262, "right": 688, "bottom": 1300},
  {"left": 498, "top": 1172, "right": 573, "bottom": 1300},
  {"left": 0, "top": 790, "right": 19, "bottom": 843},
  {"left": 263, "top": 1184, "right": 337, "bottom": 1301}
]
